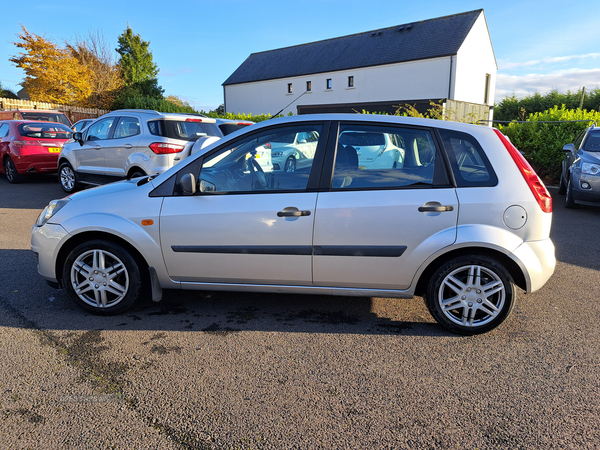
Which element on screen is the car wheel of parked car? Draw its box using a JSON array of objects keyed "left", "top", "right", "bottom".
[
  {"left": 284, "top": 156, "right": 296, "bottom": 172},
  {"left": 558, "top": 174, "right": 567, "bottom": 195},
  {"left": 63, "top": 240, "right": 142, "bottom": 315},
  {"left": 426, "top": 254, "right": 516, "bottom": 335},
  {"left": 565, "top": 177, "right": 577, "bottom": 209},
  {"left": 59, "top": 162, "right": 80, "bottom": 193},
  {"left": 129, "top": 170, "right": 146, "bottom": 180},
  {"left": 4, "top": 157, "right": 23, "bottom": 183}
]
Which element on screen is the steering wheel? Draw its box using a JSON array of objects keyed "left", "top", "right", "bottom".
[{"left": 248, "top": 157, "right": 268, "bottom": 189}]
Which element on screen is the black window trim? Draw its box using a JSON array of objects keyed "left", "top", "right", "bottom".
[{"left": 84, "top": 115, "right": 118, "bottom": 141}]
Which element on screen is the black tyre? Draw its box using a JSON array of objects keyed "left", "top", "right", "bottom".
[
  {"left": 565, "top": 177, "right": 577, "bottom": 209},
  {"left": 63, "top": 240, "right": 143, "bottom": 315},
  {"left": 284, "top": 156, "right": 296, "bottom": 173},
  {"left": 557, "top": 174, "right": 567, "bottom": 195},
  {"left": 129, "top": 170, "right": 146, "bottom": 180},
  {"left": 4, "top": 157, "right": 23, "bottom": 183},
  {"left": 426, "top": 254, "right": 516, "bottom": 335},
  {"left": 59, "top": 162, "right": 80, "bottom": 193}
]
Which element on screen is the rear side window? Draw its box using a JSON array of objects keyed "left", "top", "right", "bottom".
[
  {"left": 113, "top": 116, "right": 140, "bottom": 138},
  {"left": 148, "top": 120, "right": 220, "bottom": 141},
  {"left": 438, "top": 129, "right": 497, "bottom": 187}
]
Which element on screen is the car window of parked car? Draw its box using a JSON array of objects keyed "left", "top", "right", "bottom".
[
  {"left": 17, "top": 123, "right": 72, "bottom": 139},
  {"left": 86, "top": 117, "right": 117, "bottom": 141},
  {"left": 438, "top": 128, "right": 497, "bottom": 187},
  {"left": 582, "top": 131, "right": 600, "bottom": 152},
  {"left": 148, "top": 119, "right": 220, "bottom": 141},
  {"left": 573, "top": 129, "right": 587, "bottom": 150},
  {"left": 113, "top": 117, "right": 140, "bottom": 139},
  {"left": 0, "top": 123, "right": 9, "bottom": 138},
  {"left": 197, "top": 125, "right": 324, "bottom": 193},
  {"left": 332, "top": 124, "right": 437, "bottom": 189}
]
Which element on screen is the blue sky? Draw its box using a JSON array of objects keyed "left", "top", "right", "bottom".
[{"left": 1, "top": 0, "right": 599, "bottom": 111}]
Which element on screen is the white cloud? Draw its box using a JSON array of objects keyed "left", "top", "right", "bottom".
[
  {"left": 495, "top": 68, "right": 600, "bottom": 100},
  {"left": 499, "top": 53, "right": 600, "bottom": 70}
]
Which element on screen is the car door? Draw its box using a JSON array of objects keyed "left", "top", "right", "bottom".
[
  {"left": 102, "top": 115, "right": 143, "bottom": 181},
  {"left": 73, "top": 116, "right": 117, "bottom": 183},
  {"left": 159, "top": 122, "right": 328, "bottom": 286},
  {"left": 312, "top": 121, "right": 458, "bottom": 290}
]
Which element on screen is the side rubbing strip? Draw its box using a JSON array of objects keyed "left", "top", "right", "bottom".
[
  {"left": 313, "top": 246, "right": 407, "bottom": 257},
  {"left": 171, "top": 245, "right": 312, "bottom": 256}
]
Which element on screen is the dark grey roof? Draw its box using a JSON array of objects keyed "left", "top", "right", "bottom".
[{"left": 223, "top": 10, "right": 483, "bottom": 86}]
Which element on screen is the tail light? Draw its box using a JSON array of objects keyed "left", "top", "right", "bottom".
[
  {"left": 494, "top": 129, "right": 552, "bottom": 213},
  {"left": 264, "top": 142, "right": 272, "bottom": 149},
  {"left": 12, "top": 140, "right": 41, "bottom": 147},
  {"left": 149, "top": 142, "right": 185, "bottom": 154},
  {"left": 185, "top": 118, "right": 203, "bottom": 123}
]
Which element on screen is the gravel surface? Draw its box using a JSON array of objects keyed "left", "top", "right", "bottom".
[{"left": 1, "top": 176, "right": 599, "bottom": 449}]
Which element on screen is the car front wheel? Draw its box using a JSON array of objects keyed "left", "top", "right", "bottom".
[
  {"left": 565, "top": 177, "right": 577, "bottom": 208},
  {"left": 426, "top": 254, "right": 516, "bottom": 335},
  {"left": 284, "top": 156, "right": 296, "bottom": 172},
  {"left": 63, "top": 240, "right": 143, "bottom": 315},
  {"left": 59, "top": 162, "right": 80, "bottom": 193}
]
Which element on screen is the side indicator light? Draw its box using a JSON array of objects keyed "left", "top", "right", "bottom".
[{"left": 141, "top": 219, "right": 154, "bottom": 226}]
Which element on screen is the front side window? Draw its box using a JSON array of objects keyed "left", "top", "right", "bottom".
[
  {"left": 197, "top": 125, "right": 323, "bottom": 194},
  {"left": 113, "top": 116, "right": 140, "bottom": 139},
  {"left": 86, "top": 117, "right": 116, "bottom": 141},
  {"left": 332, "top": 124, "right": 437, "bottom": 189}
]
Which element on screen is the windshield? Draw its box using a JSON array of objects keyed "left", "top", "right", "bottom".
[
  {"left": 583, "top": 131, "right": 600, "bottom": 152},
  {"left": 20, "top": 112, "right": 71, "bottom": 126},
  {"left": 17, "top": 123, "right": 72, "bottom": 139}
]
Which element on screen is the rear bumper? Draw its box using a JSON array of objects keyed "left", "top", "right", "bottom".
[
  {"left": 512, "top": 238, "right": 556, "bottom": 293},
  {"left": 15, "top": 153, "right": 59, "bottom": 173}
]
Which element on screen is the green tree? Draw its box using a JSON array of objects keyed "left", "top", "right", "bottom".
[{"left": 115, "top": 26, "right": 163, "bottom": 99}]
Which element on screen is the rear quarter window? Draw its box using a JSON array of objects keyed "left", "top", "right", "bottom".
[{"left": 438, "top": 129, "right": 497, "bottom": 187}]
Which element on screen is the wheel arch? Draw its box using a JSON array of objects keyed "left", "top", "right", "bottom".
[
  {"left": 55, "top": 231, "right": 150, "bottom": 287},
  {"left": 414, "top": 246, "right": 527, "bottom": 297}
]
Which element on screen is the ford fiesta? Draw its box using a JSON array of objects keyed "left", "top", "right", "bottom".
[{"left": 31, "top": 114, "right": 555, "bottom": 335}]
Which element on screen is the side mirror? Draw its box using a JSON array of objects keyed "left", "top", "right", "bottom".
[
  {"left": 563, "top": 143, "right": 575, "bottom": 153},
  {"left": 180, "top": 173, "right": 196, "bottom": 195},
  {"left": 73, "top": 131, "right": 84, "bottom": 146}
]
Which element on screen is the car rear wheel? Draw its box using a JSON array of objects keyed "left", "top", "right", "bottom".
[
  {"left": 426, "top": 254, "right": 516, "bottom": 335},
  {"left": 63, "top": 240, "right": 142, "bottom": 315},
  {"left": 128, "top": 170, "right": 146, "bottom": 180},
  {"left": 59, "top": 162, "right": 80, "bottom": 193},
  {"left": 4, "top": 157, "right": 23, "bottom": 183},
  {"left": 565, "top": 177, "right": 577, "bottom": 208}
]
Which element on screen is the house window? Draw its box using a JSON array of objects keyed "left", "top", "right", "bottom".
[
  {"left": 484, "top": 74, "right": 491, "bottom": 105},
  {"left": 326, "top": 78, "right": 332, "bottom": 90},
  {"left": 306, "top": 81, "right": 311, "bottom": 92},
  {"left": 287, "top": 83, "right": 293, "bottom": 94},
  {"left": 348, "top": 76, "right": 354, "bottom": 88}
]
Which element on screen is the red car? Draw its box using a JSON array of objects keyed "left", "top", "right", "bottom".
[{"left": 0, "top": 120, "right": 73, "bottom": 183}]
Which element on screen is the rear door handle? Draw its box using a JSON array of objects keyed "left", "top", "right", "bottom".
[
  {"left": 418, "top": 205, "right": 454, "bottom": 212},
  {"left": 277, "top": 207, "right": 311, "bottom": 217},
  {"left": 124, "top": 144, "right": 133, "bottom": 149}
]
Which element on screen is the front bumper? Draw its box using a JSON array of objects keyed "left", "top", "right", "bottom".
[{"left": 31, "top": 223, "right": 69, "bottom": 284}]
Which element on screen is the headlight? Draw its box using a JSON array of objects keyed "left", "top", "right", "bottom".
[
  {"left": 582, "top": 162, "right": 600, "bottom": 175},
  {"left": 271, "top": 152, "right": 282, "bottom": 157},
  {"left": 36, "top": 198, "right": 70, "bottom": 227}
]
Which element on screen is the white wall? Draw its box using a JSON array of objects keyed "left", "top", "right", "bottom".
[
  {"left": 225, "top": 57, "right": 453, "bottom": 116},
  {"left": 452, "top": 12, "right": 497, "bottom": 106}
]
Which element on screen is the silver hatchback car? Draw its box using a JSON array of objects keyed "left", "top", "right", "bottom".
[{"left": 32, "top": 114, "right": 555, "bottom": 335}]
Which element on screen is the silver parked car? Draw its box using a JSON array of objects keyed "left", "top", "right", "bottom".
[
  {"left": 32, "top": 114, "right": 555, "bottom": 335},
  {"left": 58, "top": 109, "right": 220, "bottom": 193},
  {"left": 559, "top": 124, "right": 600, "bottom": 208}
]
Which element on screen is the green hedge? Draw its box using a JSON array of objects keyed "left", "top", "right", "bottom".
[{"left": 498, "top": 106, "right": 600, "bottom": 180}]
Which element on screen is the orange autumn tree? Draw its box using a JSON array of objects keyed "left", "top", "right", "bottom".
[{"left": 10, "top": 25, "right": 92, "bottom": 105}]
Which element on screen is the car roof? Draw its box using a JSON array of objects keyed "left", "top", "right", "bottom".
[{"left": 105, "top": 109, "right": 217, "bottom": 123}]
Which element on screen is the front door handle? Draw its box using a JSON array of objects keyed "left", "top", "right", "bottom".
[
  {"left": 124, "top": 144, "right": 133, "bottom": 149},
  {"left": 277, "top": 207, "right": 311, "bottom": 217},
  {"left": 418, "top": 204, "right": 454, "bottom": 212}
]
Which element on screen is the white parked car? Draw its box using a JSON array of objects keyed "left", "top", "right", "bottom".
[
  {"left": 339, "top": 131, "right": 406, "bottom": 169},
  {"left": 32, "top": 114, "right": 555, "bottom": 335},
  {"left": 267, "top": 130, "right": 320, "bottom": 172}
]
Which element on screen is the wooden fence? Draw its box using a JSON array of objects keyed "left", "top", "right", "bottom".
[{"left": 0, "top": 98, "right": 108, "bottom": 123}]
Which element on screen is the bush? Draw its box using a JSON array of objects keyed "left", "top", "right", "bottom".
[{"left": 498, "top": 106, "right": 600, "bottom": 180}]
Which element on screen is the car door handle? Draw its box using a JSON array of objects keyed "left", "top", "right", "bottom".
[
  {"left": 124, "top": 144, "right": 133, "bottom": 149},
  {"left": 277, "top": 207, "right": 311, "bottom": 217},
  {"left": 418, "top": 205, "right": 454, "bottom": 212},
  {"left": 93, "top": 145, "right": 101, "bottom": 150}
]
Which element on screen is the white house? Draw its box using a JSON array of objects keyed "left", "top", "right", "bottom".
[{"left": 223, "top": 9, "right": 497, "bottom": 121}]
